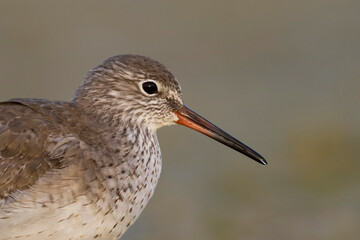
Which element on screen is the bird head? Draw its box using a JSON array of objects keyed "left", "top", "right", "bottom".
[{"left": 72, "top": 54, "right": 266, "bottom": 165}]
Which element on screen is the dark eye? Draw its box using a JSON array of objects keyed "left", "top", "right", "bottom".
[{"left": 142, "top": 81, "right": 158, "bottom": 95}]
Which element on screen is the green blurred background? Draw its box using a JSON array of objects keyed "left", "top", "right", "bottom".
[{"left": 1, "top": 1, "right": 359, "bottom": 239}]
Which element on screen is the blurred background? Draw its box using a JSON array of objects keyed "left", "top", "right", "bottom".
[{"left": 1, "top": 1, "right": 359, "bottom": 239}]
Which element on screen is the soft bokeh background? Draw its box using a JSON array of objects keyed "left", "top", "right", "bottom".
[{"left": 1, "top": 1, "right": 359, "bottom": 239}]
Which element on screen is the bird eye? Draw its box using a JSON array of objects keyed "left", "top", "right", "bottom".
[{"left": 142, "top": 81, "right": 158, "bottom": 95}]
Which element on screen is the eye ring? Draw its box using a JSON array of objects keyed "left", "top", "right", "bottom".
[{"left": 142, "top": 81, "right": 158, "bottom": 95}]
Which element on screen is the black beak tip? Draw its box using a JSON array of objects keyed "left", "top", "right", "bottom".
[
  {"left": 251, "top": 154, "right": 267, "bottom": 165},
  {"left": 259, "top": 158, "right": 268, "bottom": 165},
  {"left": 244, "top": 148, "right": 267, "bottom": 165}
]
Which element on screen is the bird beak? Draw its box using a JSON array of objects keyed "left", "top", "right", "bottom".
[{"left": 174, "top": 105, "right": 267, "bottom": 165}]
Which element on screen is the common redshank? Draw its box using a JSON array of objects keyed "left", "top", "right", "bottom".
[{"left": 0, "top": 55, "right": 266, "bottom": 240}]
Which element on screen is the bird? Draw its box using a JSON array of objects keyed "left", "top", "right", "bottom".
[{"left": 0, "top": 54, "right": 266, "bottom": 240}]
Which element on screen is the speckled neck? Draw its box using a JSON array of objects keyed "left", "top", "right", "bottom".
[{"left": 89, "top": 121, "right": 162, "bottom": 237}]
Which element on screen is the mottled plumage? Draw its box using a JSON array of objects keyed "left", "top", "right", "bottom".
[{"left": 0, "top": 54, "right": 266, "bottom": 240}]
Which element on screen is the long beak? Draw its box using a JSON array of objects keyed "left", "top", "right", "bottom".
[{"left": 174, "top": 105, "right": 267, "bottom": 165}]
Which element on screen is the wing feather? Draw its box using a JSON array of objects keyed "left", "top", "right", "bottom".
[{"left": 0, "top": 101, "right": 80, "bottom": 199}]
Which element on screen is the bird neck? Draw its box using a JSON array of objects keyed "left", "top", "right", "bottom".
[
  {"left": 72, "top": 99, "right": 161, "bottom": 169},
  {"left": 114, "top": 123, "right": 160, "bottom": 162},
  {"left": 83, "top": 118, "right": 162, "bottom": 230}
]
